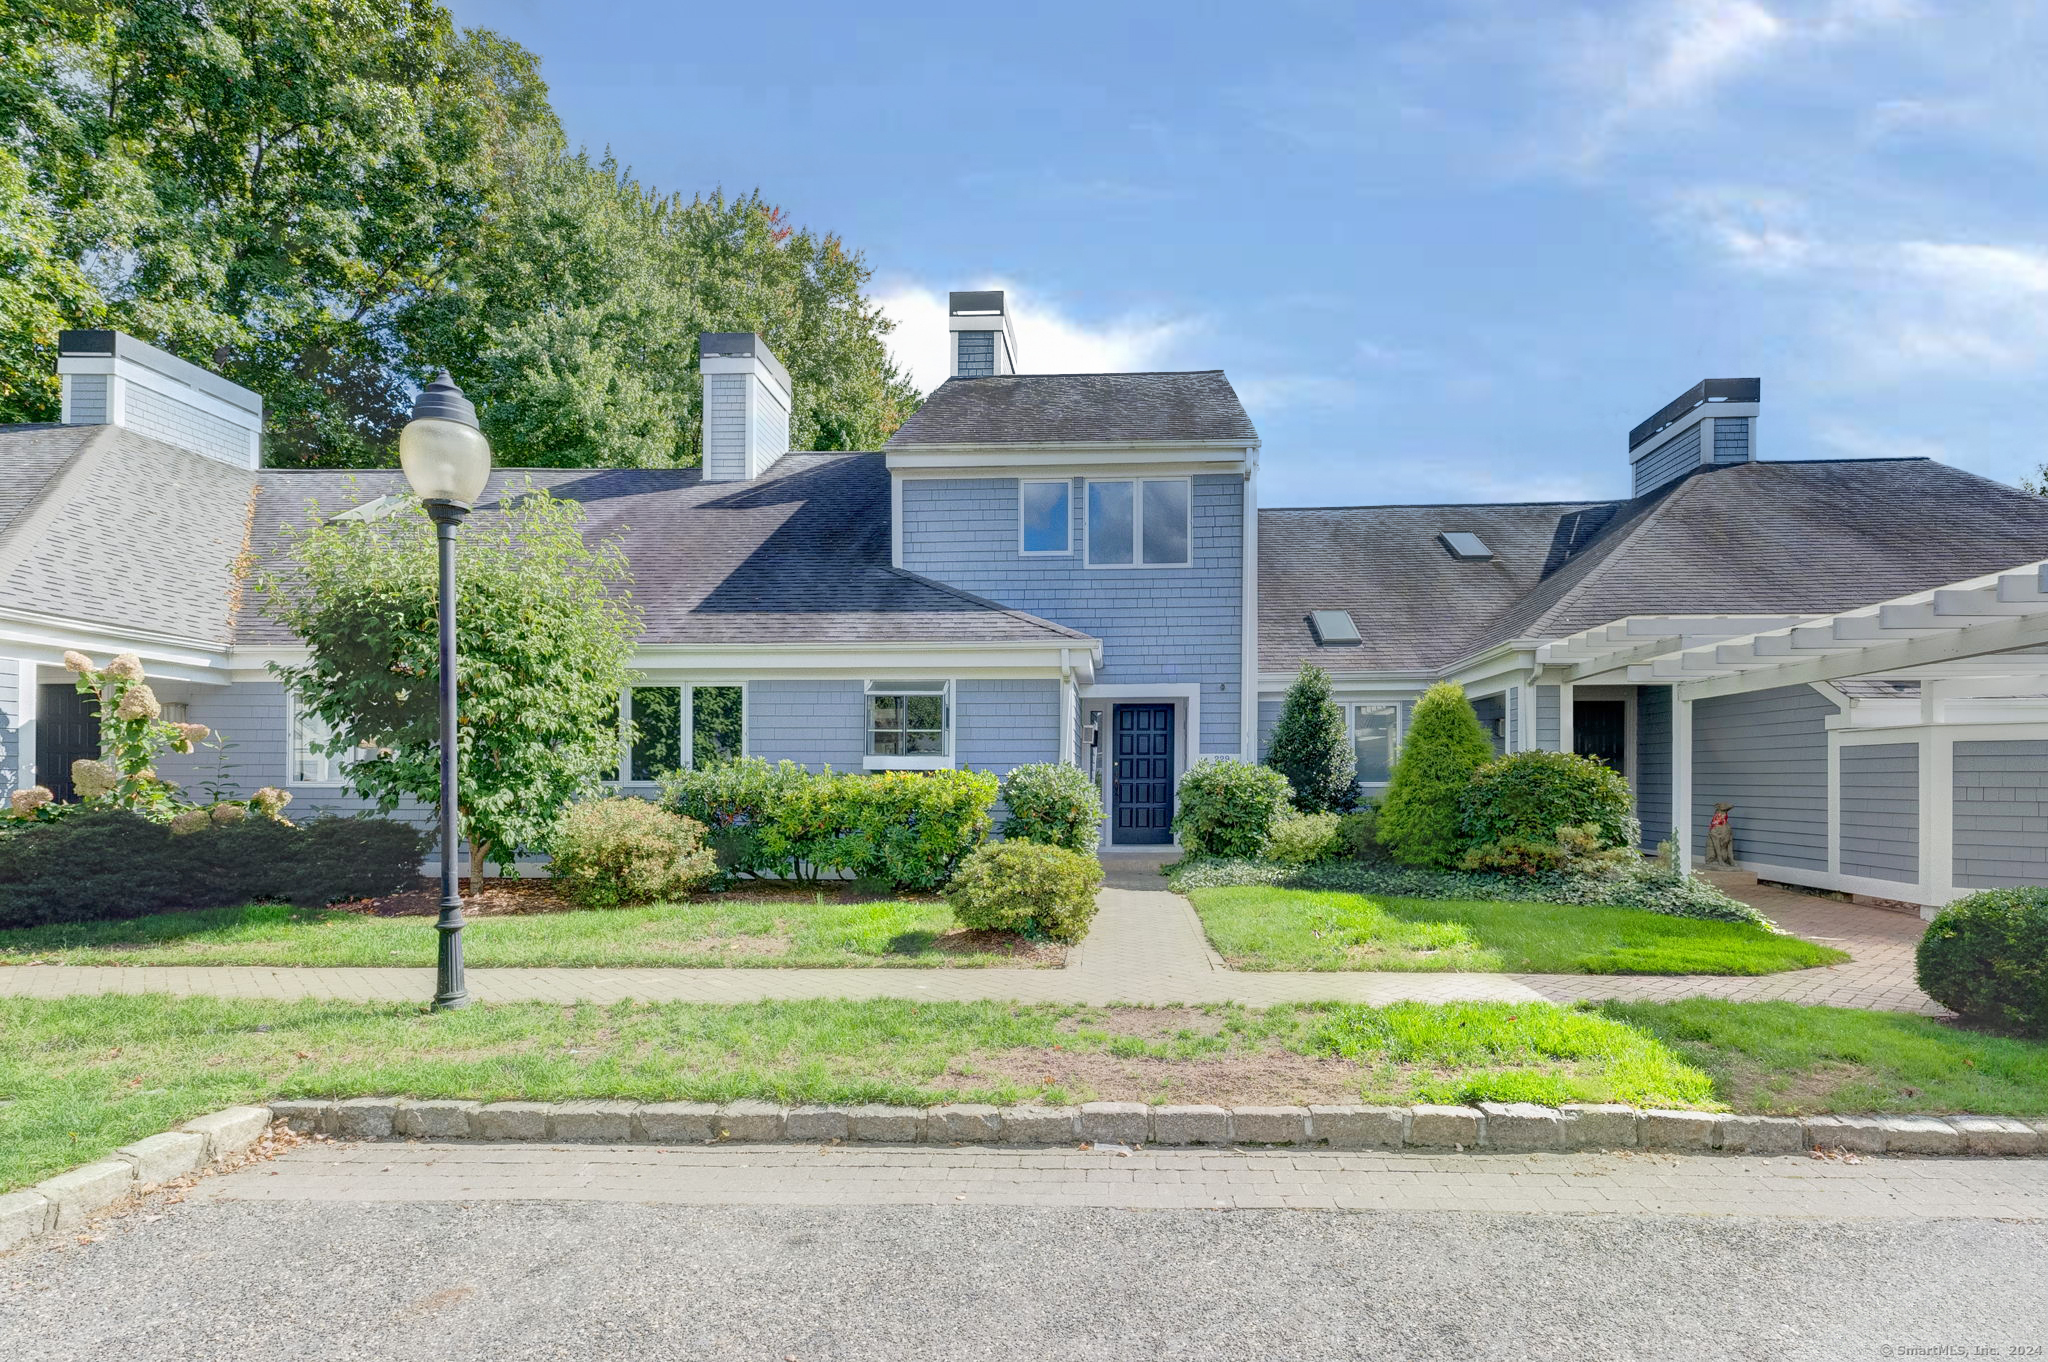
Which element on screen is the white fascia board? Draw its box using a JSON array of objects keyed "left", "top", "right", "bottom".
[
  {"left": 1440, "top": 644, "right": 1538, "bottom": 691},
  {"left": 1256, "top": 670, "right": 1435, "bottom": 693},
  {"left": 0, "top": 610, "right": 232, "bottom": 681}
]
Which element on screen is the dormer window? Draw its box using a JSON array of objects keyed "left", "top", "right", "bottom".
[
  {"left": 1439, "top": 531, "right": 1493, "bottom": 561},
  {"left": 1020, "top": 480, "right": 1071, "bottom": 554}
]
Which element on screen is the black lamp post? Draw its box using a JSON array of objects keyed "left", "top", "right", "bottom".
[{"left": 398, "top": 371, "right": 492, "bottom": 1011}]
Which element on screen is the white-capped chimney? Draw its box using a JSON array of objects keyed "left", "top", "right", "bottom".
[
  {"left": 699, "top": 332, "right": 792, "bottom": 482},
  {"left": 948, "top": 291, "right": 1018, "bottom": 379},
  {"left": 57, "top": 329, "right": 264, "bottom": 469}
]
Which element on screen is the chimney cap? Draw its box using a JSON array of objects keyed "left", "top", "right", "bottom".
[
  {"left": 1629, "top": 377, "right": 1760, "bottom": 451},
  {"left": 698, "top": 331, "right": 791, "bottom": 393},
  {"left": 948, "top": 290, "right": 1007, "bottom": 317}
]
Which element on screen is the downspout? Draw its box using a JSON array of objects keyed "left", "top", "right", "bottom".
[{"left": 1239, "top": 453, "right": 1260, "bottom": 761}]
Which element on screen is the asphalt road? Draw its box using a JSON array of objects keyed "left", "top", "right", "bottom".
[{"left": 4, "top": 1196, "right": 2042, "bottom": 1362}]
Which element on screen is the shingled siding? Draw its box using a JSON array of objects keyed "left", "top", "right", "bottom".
[
  {"left": 1713, "top": 417, "right": 1752, "bottom": 464},
  {"left": 123, "top": 382, "right": 250, "bottom": 468},
  {"left": 0, "top": 657, "right": 21, "bottom": 790},
  {"left": 746, "top": 680, "right": 866, "bottom": 772},
  {"left": 956, "top": 680, "right": 1062, "bottom": 776},
  {"left": 65, "top": 373, "right": 109, "bottom": 424},
  {"left": 1631, "top": 424, "right": 1702, "bottom": 497},
  {"left": 1535, "top": 686, "right": 1560, "bottom": 751},
  {"left": 1953, "top": 739, "right": 2048, "bottom": 889},
  {"left": 153, "top": 680, "right": 432, "bottom": 826},
  {"left": 1840, "top": 742, "right": 1919, "bottom": 884},
  {"left": 901, "top": 474, "right": 1244, "bottom": 754},
  {"left": 1692, "top": 684, "right": 1837, "bottom": 872},
  {"left": 702, "top": 374, "right": 748, "bottom": 482},
  {"left": 1636, "top": 685, "right": 1672, "bottom": 851}
]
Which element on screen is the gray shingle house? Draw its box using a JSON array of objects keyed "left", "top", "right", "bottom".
[{"left": 5, "top": 295, "right": 2048, "bottom": 910}]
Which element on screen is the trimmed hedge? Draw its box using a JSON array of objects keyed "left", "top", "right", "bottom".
[
  {"left": 0, "top": 810, "right": 429, "bottom": 928},
  {"left": 1266, "top": 811, "right": 1345, "bottom": 865},
  {"left": 547, "top": 796, "right": 719, "bottom": 908},
  {"left": 947, "top": 840, "right": 1103, "bottom": 942},
  {"left": 1165, "top": 855, "right": 1769, "bottom": 926},
  {"left": 1463, "top": 749, "right": 1638, "bottom": 852},
  {"left": 1917, "top": 887, "right": 2048, "bottom": 1036},
  {"left": 1172, "top": 758, "right": 1293, "bottom": 858},
  {"left": 662, "top": 759, "right": 996, "bottom": 890},
  {"left": 998, "top": 763, "right": 1103, "bottom": 853}
]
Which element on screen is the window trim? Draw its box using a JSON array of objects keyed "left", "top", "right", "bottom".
[
  {"left": 1082, "top": 476, "right": 1193, "bottom": 570},
  {"left": 1017, "top": 478, "right": 1073, "bottom": 556},
  {"left": 863, "top": 679, "right": 954, "bottom": 771},
  {"left": 287, "top": 693, "right": 349, "bottom": 789},
  {"left": 1350, "top": 701, "right": 1402, "bottom": 789}
]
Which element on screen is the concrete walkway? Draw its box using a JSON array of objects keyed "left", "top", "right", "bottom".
[{"left": 0, "top": 866, "right": 1937, "bottom": 1013}]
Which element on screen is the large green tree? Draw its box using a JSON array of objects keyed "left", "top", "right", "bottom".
[
  {"left": 0, "top": 0, "right": 919, "bottom": 465},
  {"left": 262, "top": 487, "right": 639, "bottom": 880}
]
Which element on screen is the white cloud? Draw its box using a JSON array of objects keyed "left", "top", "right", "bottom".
[
  {"left": 873, "top": 280, "right": 1196, "bottom": 394},
  {"left": 1671, "top": 187, "right": 1815, "bottom": 270}
]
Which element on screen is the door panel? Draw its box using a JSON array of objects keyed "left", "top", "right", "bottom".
[
  {"left": 1573, "top": 699, "right": 1626, "bottom": 771},
  {"left": 35, "top": 682, "right": 101, "bottom": 802},
  {"left": 1111, "top": 704, "right": 1175, "bottom": 845}
]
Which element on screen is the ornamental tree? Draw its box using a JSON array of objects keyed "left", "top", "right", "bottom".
[
  {"left": 1265, "top": 663, "right": 1357, "bottom": 814},
  {"left": 1376, "top": 681, "right": 1496, "bottom": 868},
  {"left": 263, "top": 484, "right": 639, "bottom": 879}
]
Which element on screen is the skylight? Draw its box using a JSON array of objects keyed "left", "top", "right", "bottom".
[
  {"left": 329, "top": 494, "right": 403, "bottom": 523},
  {"left": 1308, "top": 610, "right": 1362, "bottom": 646},
  {"left": 1439, "top": 531, "right": 1493, "bottom": 561}
]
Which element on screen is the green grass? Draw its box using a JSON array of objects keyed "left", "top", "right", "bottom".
[
  {"left": 1189, "top": 886, "right": 1849, "bottom": 975},
  {"left": 0, "top": 896, "right": 1050, "bottom": 969},
  {"left": 0, "top": 994, "right": 1700, "bottom": 1189},
  {"left": 4, "top": 994, "right": 2044, "bottom": 1190},
  {"left": 1602, "top": 998, "right": 2048, "bottom": 1116}
]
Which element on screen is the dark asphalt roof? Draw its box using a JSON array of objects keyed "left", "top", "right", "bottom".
[
  {"left": 887, "top": 372, "right": 1259, "bottom": 446},
  {"left": 239, "top": 452, "right": 1093, "bottom": 649},
  {"left": 1259, "top": 459, "right": 2048, "bottom": 673}
]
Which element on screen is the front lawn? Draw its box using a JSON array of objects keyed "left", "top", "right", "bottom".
[
  {"left": 1189, "top": 886, "right": 1848, "bottom": 975},
  {"left": 9, "top": 993, "right": 2044, "bottom": 1191},
  {"left": 0, "top": 896, "right": 1060, "bottom": 969}
]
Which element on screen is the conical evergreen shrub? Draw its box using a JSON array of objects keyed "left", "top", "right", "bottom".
[
  {"left": 1377, "top": 681, "right": 1495, "bottom": 867},
  {"left": 1266, "top": 663, "right": 1357, "bottom": 814}
]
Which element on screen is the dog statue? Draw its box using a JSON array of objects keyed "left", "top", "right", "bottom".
[{"left": 1704, "top": 802, "right": 1737, "bottom": 869}]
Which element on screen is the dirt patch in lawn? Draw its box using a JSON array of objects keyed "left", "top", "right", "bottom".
[
  {"left": 1056, "top": 1007, "right": 1229, "bottom": 1040},
  {"left": 918, "top": 929, "right": 1066, "bottom": 966},
  {"left": 964, "top": 1045, "right": 1363, "bottom": 1105}
]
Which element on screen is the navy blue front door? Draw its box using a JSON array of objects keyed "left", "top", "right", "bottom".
[
  {"left": 1112, "top": 704, "right": 1175, "bottom": 845},
  {"left": 36, "top": 682, "right": 100, "bottom": 802}
]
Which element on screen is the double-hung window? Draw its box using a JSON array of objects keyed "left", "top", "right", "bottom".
[
  {"left": 1019, "top": 480, "right": 1071, "bottom": 554},
  {"left": 1085, "top": 478, "right": 1190, "bottom": 567},
  {"left": 866, "top": 680, "right": 950, "bottom": 768},
  {"left": 1351, "top": 703, "right": 1401, "bottom": 787}
]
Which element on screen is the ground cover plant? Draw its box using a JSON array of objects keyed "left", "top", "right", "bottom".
[
  {"left": 1188, "top": 886, "right": 1845, "bottom": 975},
  {"left": 0, "top": 893, "right": 1058, "bottom": 969},
  {"left": 9, "top": 993, "right": 2044, "bottom": 1192},
  {"left": 1169, "top": 856, "right": 1770, "bottom": 925}
]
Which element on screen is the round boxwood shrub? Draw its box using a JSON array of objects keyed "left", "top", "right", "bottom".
[
  {"left": 1461, "top": 749, "right": 1639, "bottom": 851},
  {"left": 1172, "top": 758, "right": 1293, "bottom": 859},
  {"left": 946, "top": 840, "right": 1103, "bottom": 942},
  {"left": 1377, "top": 682, "right": 1495, "bottom": 868},
  {"left": 998, "top": 762, "right": 1104, "bottom": 853},
  {"left": 548, "top": 796, "right": 719, "bottom": 908},
  {"left": 1916, "top": 887, "right": 2048, "bottom": 1036},
  {"left": 1265, "top": 811, "right": 1345, "bottom": 865}
]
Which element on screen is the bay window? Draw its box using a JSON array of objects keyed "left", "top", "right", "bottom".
[{"left": 866, "top": 679, "right": 950, "bottom": 767}]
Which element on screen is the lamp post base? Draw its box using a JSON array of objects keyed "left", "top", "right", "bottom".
[{"left": 433, "top": 899, "right": 470, "bottom": 1010}]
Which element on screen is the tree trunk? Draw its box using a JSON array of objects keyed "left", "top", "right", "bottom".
[{"left": 467, "top": 830, "right": 491, "bottom": 895}]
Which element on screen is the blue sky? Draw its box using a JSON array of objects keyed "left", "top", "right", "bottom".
[{"left": 447, "top": 0, "right": 2048, "bottom": 509}]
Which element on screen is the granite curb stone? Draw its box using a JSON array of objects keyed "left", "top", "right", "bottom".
[
  {"left": 785, "top": 1104, "right": 850, "bottom": 1143},
  {"left": 34, "top": 1161, "right": 135, "bottom": 1231},
  {"left": 998, "top": 1107, "right": 1079, "bottom": 1144},
  {"left": 1642, "top": 1109, "right": 1719, "bottom": 1150},
  {"left": 1231, "top": 1106, "right": 1311, "bottom": 1146},
  {"left": 1804, "top": 1115, "right": 1889, "bottom": 1153},
  {"left": 113, "top": 1131, "right": 209, "bottom": 1184},
  {"left": 1307, "top": 1106, "right": 1407, "bottom": 1149},
  {"left": 395, "top": 1100, "right": 481, "bottom": 1140},
  {"left": 633, "top": 1103, "right": 719, "bottom": 1143},
  {"left": 179, "top": 1105, "right": 272, "bottom": 1158},
  {"left": 1878, "top": 1115, "right": 1963, "bottom": 1155},
  {"left": 1078, "top": 1102, "right": 1150, "bottom": 1146},
  {"left": 0, "top": 1191, "right": 54, "bottom": 1252},
  {"left": 844, "top": 1104, "right": 924, "bottom": 1143},
  {"left": 715, "top": 1100, "right": 786, "bottom": 1142},
  {"left": 1560, "top": 1103, "right": 1639, "bottom": 1149},
  {"left": 328, "top": 1098, "right": 398, "bottom": 1141},
  {"left": 1713, "top": 1115, "right": 1806, "bottom": 1155},
  {"left": 1150, "top": 1105, "right": 1234, "bottom": 1146},
  {"left": 1949, "top": 1116, "right": 2041, "bottom": 1156},
  {"left": 1478, "top": 1102, "right": 1564, "bottom": 1151},
  {"left": 477, "top": 1102, "right": 551, "bottom": 1141},
  {"left": 1407, "top": 1104, "right": 1484, "bottom": 1148},
  {"left": 268, "top": 1100, "right": 334, "bottom": 1134},
  {"left": 548, "top": 1100, "right": 637, "bottom": 1143}
]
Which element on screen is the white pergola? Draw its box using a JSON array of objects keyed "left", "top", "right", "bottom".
[{"left": 1532, "top": 557, "right": 2048, "bottom": 877}]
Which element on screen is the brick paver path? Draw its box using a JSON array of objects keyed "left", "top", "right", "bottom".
[
  {"left": 195, "top": 1140, "right": 2046, "bottom": 1220},
  {"left": 0, "top": 863, "right": 1936, "bottom": 1013}
]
